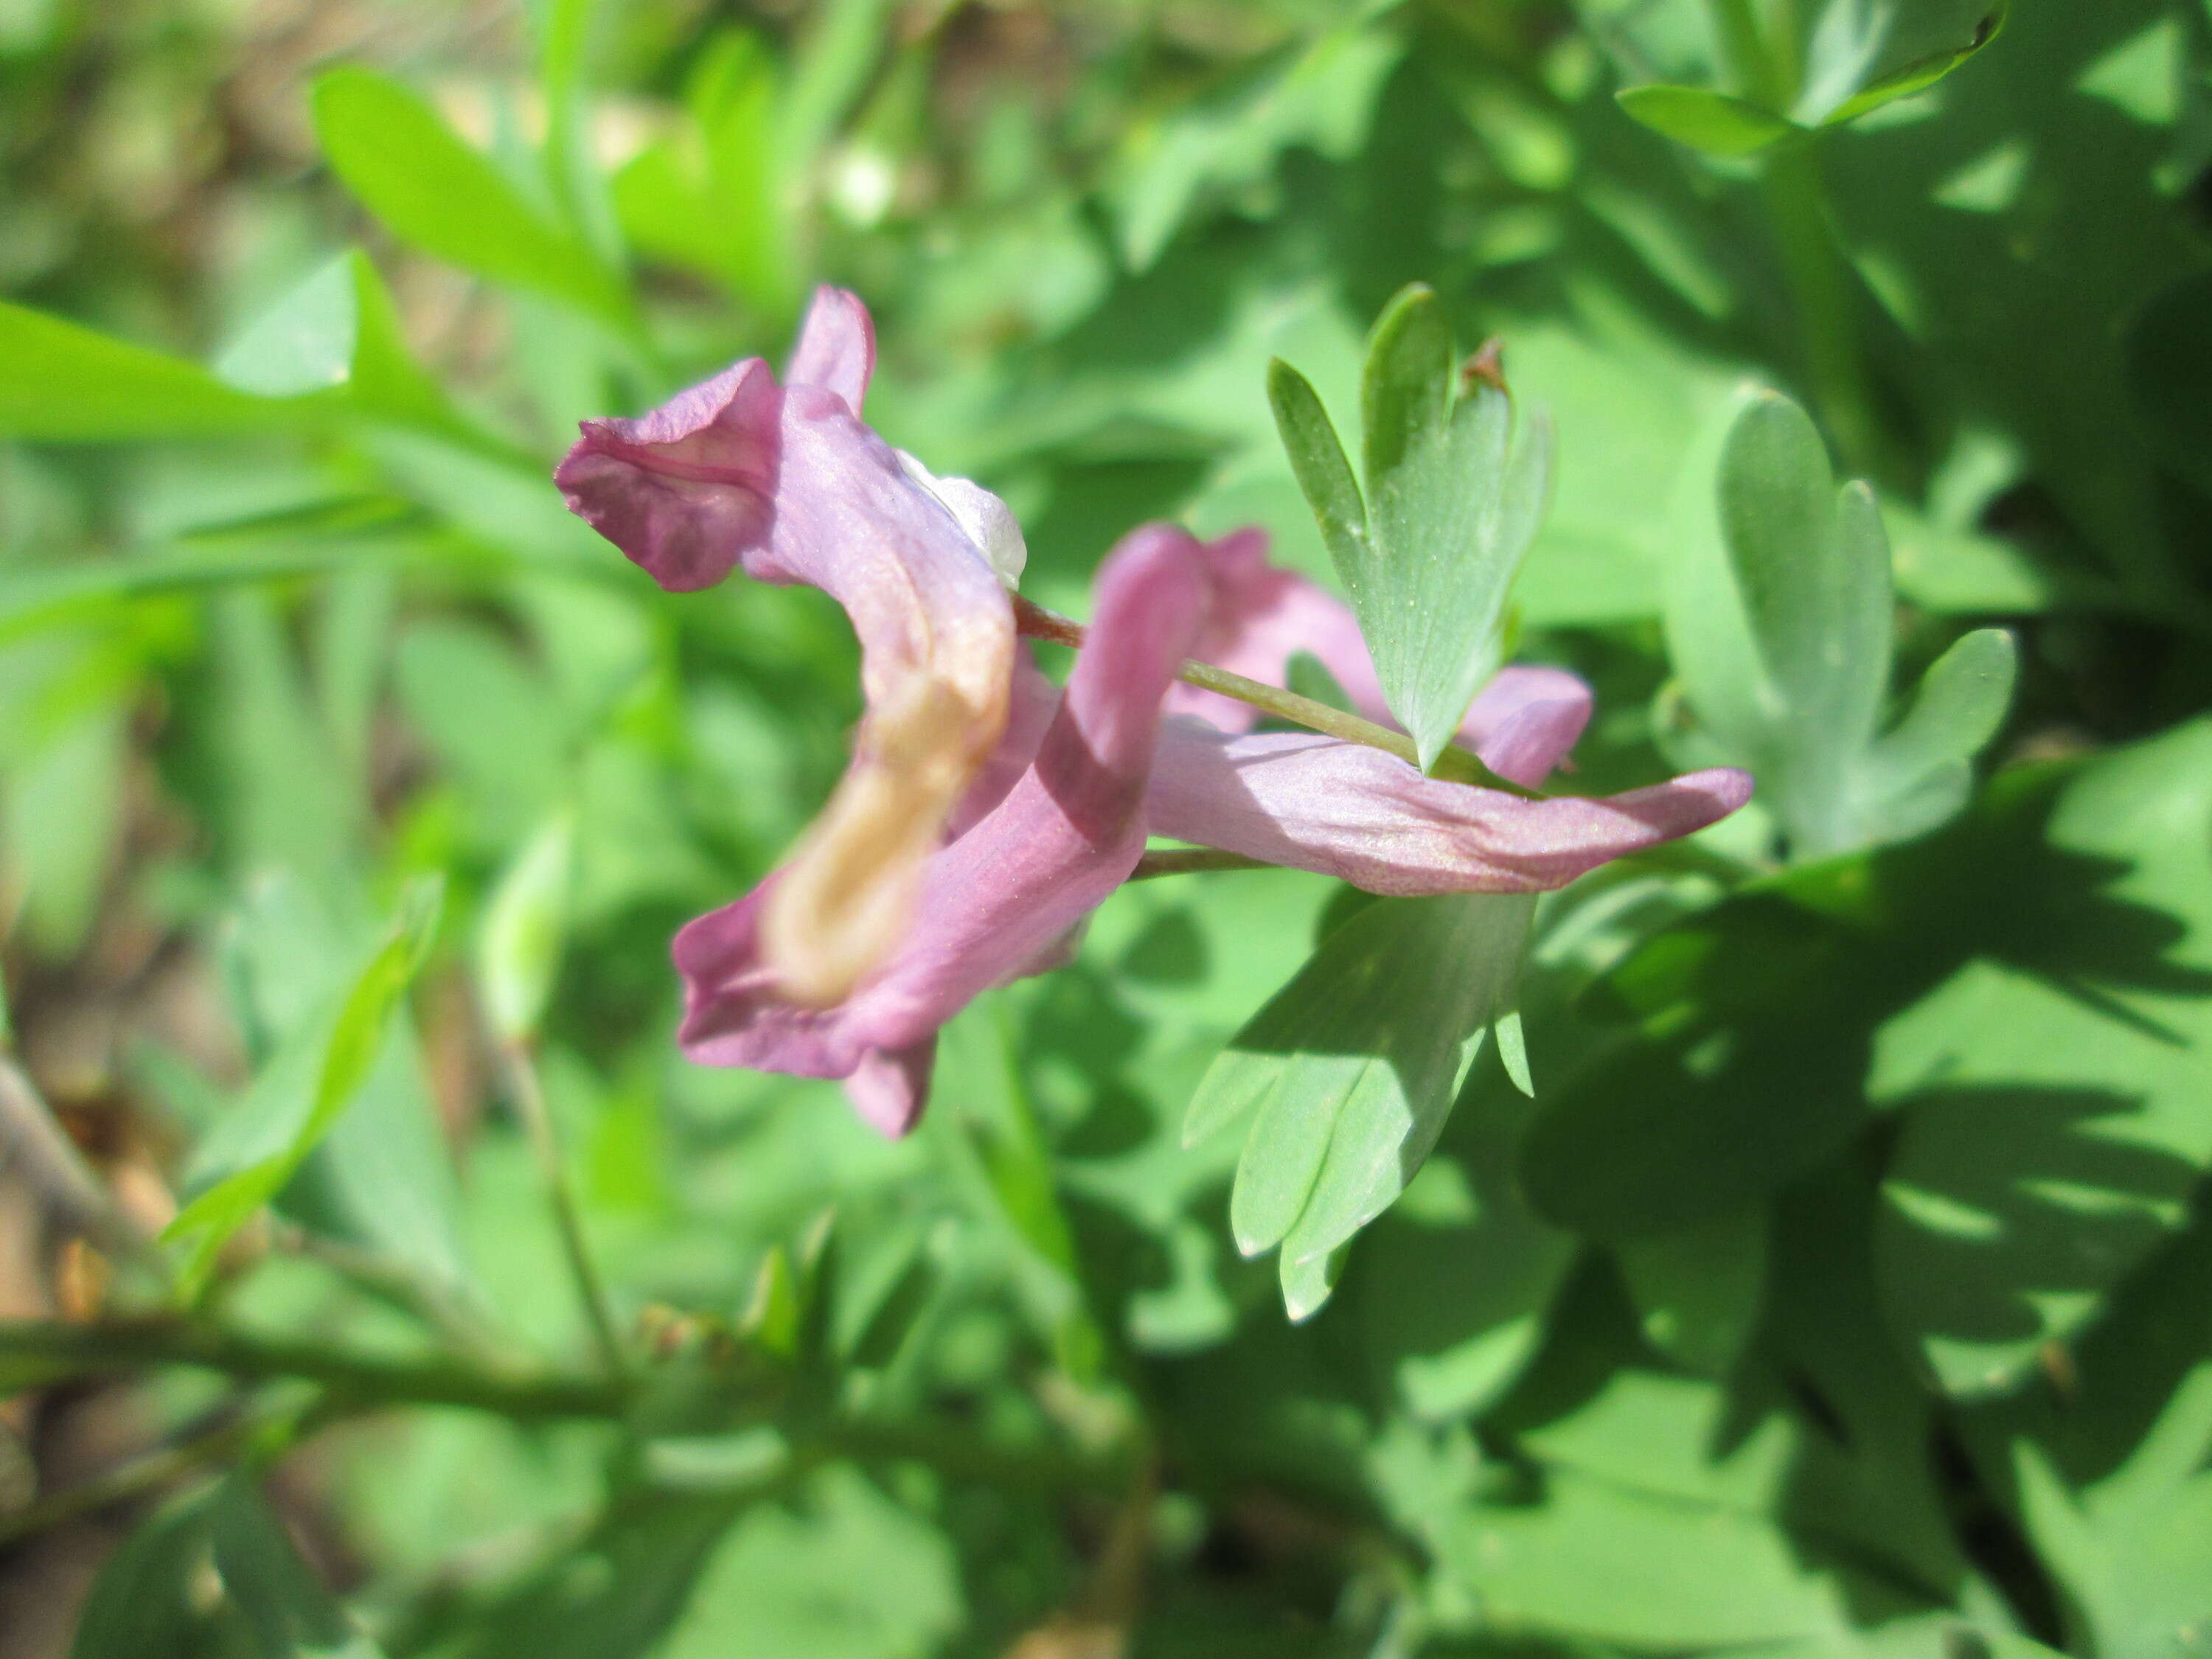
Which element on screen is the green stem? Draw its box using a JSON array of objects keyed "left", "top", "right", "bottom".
[
  {"left": 1129, "top": 849, "right": 1273, "bottom": 881},
  {"left": 1012, "top": 597, "right": 1538, "bottom": 798},
  {"left": 1700, "top": 0, "right": 1881, "bottom": 476},
  {"left": 502, "top": 1043, "right": 630, "bottom": 1385},
  {"left": 0, "top": 1315, "right": 624, "bottom": 1418},
  {"left": 1759, "top": 142, "right": 1884, "bottom": 479}
]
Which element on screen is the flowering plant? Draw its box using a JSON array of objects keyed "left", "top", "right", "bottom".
[{"left": 1, "top": 3, "right": 2206, "bottom": 1655}]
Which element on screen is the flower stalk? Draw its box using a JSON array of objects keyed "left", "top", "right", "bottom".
[{"left": 1011, "top": 596, "right": 1543, "bottom": 799}]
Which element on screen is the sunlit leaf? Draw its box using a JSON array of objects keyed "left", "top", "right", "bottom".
[
  {"left": 0, "top": 301, "right": 296, "bottom": 439},
  {"left": 1187, "top": 891, "right": 1534, "bottom": 1318}
]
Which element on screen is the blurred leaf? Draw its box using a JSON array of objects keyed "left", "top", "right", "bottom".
[
  {"left": 2125, "top": 266, "right": 2212, "bottom": 498},
  {"left": 210, "top": 1475, "right": 387, "bottom": 1658},
  {"left": 1615, "top": 1205, "right": 1769, "bottom": 1376},
  {"left": 67, "top": 1491, "right": 227, "bottom": 1659},
  {"left": 1187, "top": 892, "right": 1534, "bottom": 1319},
  {"left": 212, "top": 591, "right": 361, "bottom": 876},
  {"left": 1108, "top": 21, "right": 1402, "bottom": 271},
  {"left": 168, "top": 875, "right": 445, "bottom": 1293},
  {"left": 215, "top": 251, "right": 491, "bottom": 450},
  {"left": 0, "top": 300, "right": 296, "bottom": 439},
  {"left": 613, "top": 29, "right": 796, "bottom": 313},
  {"left": 477, "top": 811, "right": 577, "bottom": 1046},
  {"left": 311, "top": 69, "right": 630, "bottom": 325},
  {"left": 1617, "top": 85, "right": 1803, "bottom": 157},
  {"left": 434, "top": 1489, "right": 742, "bottom": 1659},
  {"left": 392, "top": 616, "right": 571, "bottom": 846},
  {"left": 653, "top": 1467, "right": 962, "bottom": 1659},
  {"left": 930, "top": 1003, "right": 1105, "bottom": 1380},
  {"left": 4, "top": 703, "right": 125, "bottom": 955},
  {"left": 1817, "top": 0, "right": 2012, "bottom": 126}
]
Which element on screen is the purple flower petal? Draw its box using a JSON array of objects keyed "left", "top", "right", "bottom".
[
  {"left": 1459, "top": 667, "right": 1593, "bottom": 787},
  {"left": 557, "top": 287, "right": 1017, "bottom": 1003},
  {"left": 783, "top": 285, "right": 875, "bottom": 413},
  {"left": 673, "top": 524, "right": 1208, "bottom": 1133},
  {"left": 1145, "top": 720, "right": 1751, "bottom": 895}
]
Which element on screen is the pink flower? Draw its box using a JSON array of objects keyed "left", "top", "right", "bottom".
[
  {"left": 670, "top": 524, "right": 1206, "bottom": 1136},
  {"left": 555, "top": 291, "right": 1752, "bottom": 1135},
  {"left": 556, "top": 289, "right": 1022, "bottom": 1006}
]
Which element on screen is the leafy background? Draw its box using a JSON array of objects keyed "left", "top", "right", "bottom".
[{"left": 1, "top": 0, "right": 2210, "bottom": 1655}]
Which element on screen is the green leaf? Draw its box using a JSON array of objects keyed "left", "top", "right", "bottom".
[
  {"left": 1874, "top": 717, "right": 2212, "bottom": 1394},
  {"left": 69, "top": 1492, "right": 227, "bottom": 1659},
  {"left": 1267, "top": 357, "right": 1367, "bottom": 575},
  {"left": 1862, "top": 627, "right": 2017, "bottom": 838},
  {"left": 1719, "top": 392, "right": 1892, "bottom": 760},
  {"left": 1361, "top": 1081, "right": 1576, "bottom": 1419},
  {"left": 476, "top": 811, "right": 576, "bottom": 1045},
  {"left": 1469, "top": 1172, "right": 1975, "bottom": 1624},
  {"left": 165, "top": 874, "right": 446, "bottom": 1294},
  {"left": 311, "top": 68, "right": 630, "bottom": 324},
  {"left": 1427, "top": 1467, "right": 1854, "bottom": 1646},
  {"left": 1279, "top": 286, "right": 1554, "bottom": 771},
  {"left": 212, "top": 1476, "right": 388, "bottom": 1658},
  {"left": 1615, "top": 1206, "right": 1770, "bottom": 1377},
  {"left": 215, "top": 251, "right": 487, "bottom": 446},
  {"left": 653, "top": 1467, "right": 963, "bottom": 1659},
  {"left": 1186, "top": 892, "right": 1534, "bottom": 1318},
  {"left": 1820, "top": 1, "right": 2011, "bottom": 126},
  {"left": 1962, "top": 1192, "right": 2212, "bottom": 1658},
  {"left": 1616, "top": 85, "right": 1804, "bottom": 157},
  {"left": 0, "top": 300, "right": 294, "bottom": 439},
  {"left": 1525, "top": 721, "right": 2212, "bottom": 1405},
  {"left": 1665, "top": 389, "right": 2014, "bottom": 858},
  {"left": 1107, "top": 21, "right": 1402, "bottom": 271}
]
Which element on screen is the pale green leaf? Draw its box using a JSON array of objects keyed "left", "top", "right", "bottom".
[
  {"left": 476, "top": 811, "right": 577, "bottom": 1045},
  {"left": 1189, "top": 892, "right": 1535, "bottom": 1318}
]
